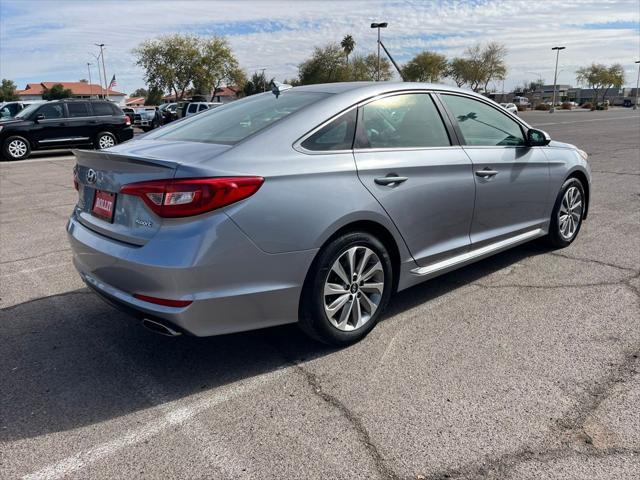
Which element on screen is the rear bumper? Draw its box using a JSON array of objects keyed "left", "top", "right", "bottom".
[
  {"left": 67, "top": 211, "right": 317, "bottom": 336},
  {"left": 118, "top": 127, "right": 135, "bottom": 142}
]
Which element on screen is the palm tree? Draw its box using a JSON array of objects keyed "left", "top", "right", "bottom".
[{"left": 341, "top": 35, "right": 355, "bottom": 64}]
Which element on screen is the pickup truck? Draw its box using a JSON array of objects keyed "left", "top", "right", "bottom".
[{"left": 122, "top": 106, "right": 162, "bottom": 132}]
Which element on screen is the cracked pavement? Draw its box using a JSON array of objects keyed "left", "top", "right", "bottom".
[{"left": 1, "top": 109, "right": 638, "bottom": 479}]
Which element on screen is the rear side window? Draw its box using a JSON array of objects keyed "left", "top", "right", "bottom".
[
  {"left": 92, "top": 102, "right": 114, "bottom": 116},
  {"left": 37, "top": 104, "right": 65, "bottom": 119},
  {"left": 301, "top": 109, "right": 356, "bottom": 151},
  {"left": 356, "top": 93, "right": 450, "bottom": 149},
  {"left": 146, "top": 91, "right": 328, "bottom": 145},
  {"left": 441, "top": 94, "right": 525, "bottom": 146},
  {"left": 67, "top": 102, "right": 90, "bottom": 118}
]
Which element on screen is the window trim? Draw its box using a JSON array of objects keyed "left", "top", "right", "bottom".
[
  {"left": 435, "top": 92, "right": 529, "bottom": 148},
  {"left": 294, "top": 89, "right": 463, "bottom": 155}
]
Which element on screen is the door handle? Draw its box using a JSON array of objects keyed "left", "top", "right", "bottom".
[
  {"left": 475, "top": 168, "right": 499, "bottom": 178},
  {"left": 374, "top": 175, "right": 408, "bottom": 186}
]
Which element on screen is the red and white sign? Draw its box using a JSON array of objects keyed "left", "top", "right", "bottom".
[{"left": 92, "top": 190, "right": 116, "bottom": 222}]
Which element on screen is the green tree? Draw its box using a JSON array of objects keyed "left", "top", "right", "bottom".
[
  {"left": 340, "top": 35, "right": 356, "bottom": 64},
  {"left": 576, "top": 63, "right": 625, "bottom": 107},
  {"left": 134, "top": 34, "right": 202, "bottom": 101},
  {"left": 195, "top": 37, "right": 242, "bottom": 97},
  {"left": 130, "top": 87, "right": 148, "bottom": 98},
  {"left": 350, "top": 53, "right": 392, "bottom": 81},
  {"left": 145, "top": 86, "right": 163, "bottom": 105},
  {"left": 243, "top": 71, "right": 274, "bottom": 96},
  {"left": 479, "top": 41, "right": 507, "bottom": 92},
  {"left": 446, "top": 58, "right": 474, "bottom": 88},
  {"left": 0, "top": 79, "right": 19, "bottom": 101},
  {"left": 42, "top": 83, "right": 73, "bottom": 100},
  {"left": 298, "top": 43, "right": 350, "bottom": 85},
  {"left": 402, "top": 51, "right": 448, "bottom": 82}
]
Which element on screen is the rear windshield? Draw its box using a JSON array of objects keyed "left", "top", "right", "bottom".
[{"left": 145, "top": 91, "right": 329, "bottom": 145}]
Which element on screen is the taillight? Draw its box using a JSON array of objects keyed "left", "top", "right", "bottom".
[
  {"left": 133, "top": 293, "right": 192, "bottom": 308},
  {"left": 73, "top": 166, "right": 79, "bottom": 191},
  {"left": 121, "top": 177, "right": 264, "bottom": 218}
]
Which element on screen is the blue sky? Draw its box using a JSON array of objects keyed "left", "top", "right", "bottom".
[{"left": 1, "top": 0, "right": 638, "bottom": 95}]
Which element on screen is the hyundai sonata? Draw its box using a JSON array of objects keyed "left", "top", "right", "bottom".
[{"left": 68, "top": 82, "right": 590, "bottom": 345}]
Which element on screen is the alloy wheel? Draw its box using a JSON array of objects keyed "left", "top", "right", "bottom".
[
  {"left": 8, "top": 139, "right": 27, "bottom": 158},
  {"left": 98, "top": 135, "right": 115, "bottom": 149},
  {"left": 558, "top": 186, "right": 583, "bottom": 240},
  {"left": 323, "top": 246, "right": 384, "bottom": 331}
]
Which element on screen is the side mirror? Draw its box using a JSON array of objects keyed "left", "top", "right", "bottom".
[
  {"left": 527, "top": 128, "right": 551, "bottom": 146},
  {"left": 35, "top": 113, "right": 45, "bottom": 122}
]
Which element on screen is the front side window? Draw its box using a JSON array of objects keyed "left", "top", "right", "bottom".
[
  {"left": 146, "top": 91, "right": 328, "bottom": 145},
  {"left": 301, "top": 109, "right": 356, "bottom": 151},
  {"left": 36, "top": 104, "right": 65, "bottom": 119},
  {"left": 441, "top": 94, "right": 525, "bottom": 146},
  {"left": 356, "top": 93, "right": 450, "bottom": 149},
  {"left": 198, "top": 104, "right": 208, "bottom": 111},
  {"left": 67, "top": 102, "right": 90, "bottom": 118}
]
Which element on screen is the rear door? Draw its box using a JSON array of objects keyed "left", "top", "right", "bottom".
[
  {"left": 439, "top": 93, "right": 549, "bottom": 246},
  {"left": 30, "top": 103, "right": 69, "bottom": 147},
  {"left": 65, "top": 101, "right": 94, "bottom": 144},
  {"left": 353, "top": 92, "right": 476, "bottom": 266}
]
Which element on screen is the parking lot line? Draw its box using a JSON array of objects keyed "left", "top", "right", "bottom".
[{"left": 21, "top": 368, "right": 286, "bottom": 480}]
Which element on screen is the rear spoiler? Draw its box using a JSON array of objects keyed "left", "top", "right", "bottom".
[{"left": 72, "top": 149, "right": 179, "bottom": 170}]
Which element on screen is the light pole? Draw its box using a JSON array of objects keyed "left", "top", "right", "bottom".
[
  {"left": 634, "top": 60, "right": 640, "bottom": 110},
  {"left": 95, "top": 43, "right": 109, "bottom": 100},
  {"left": 89, "top": 52, "right": 103, "bottom": 98},
  {"left": 87, "top": 63, "right": 93, "bottom": 98},
  {"left": 550, "top": 46, "right": 566, "bottom": 113},
  {"left": 370, "top": 22, "right": 388, "bottom": 81}
]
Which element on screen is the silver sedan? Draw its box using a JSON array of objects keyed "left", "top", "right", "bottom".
[{"left": 68, "top": 82, "right": 591, "bottom": 345}]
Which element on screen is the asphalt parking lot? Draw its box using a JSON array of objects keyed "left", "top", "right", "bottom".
[{"left": 1, "top": 109, "right": 638, "bottom": 479}]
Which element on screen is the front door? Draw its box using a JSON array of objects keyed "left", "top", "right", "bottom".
[
  {"left": 65, "top": 101, "right": 94, "bottom": 144},
  {"left": 30, "top": 103, "right": 69, "bottom": 147},
  {"left": 353, "top": 92, "right": 476, "bottom": 266},
  {"left": 439, "top": 93, "right": 549, "bottom": 246}
]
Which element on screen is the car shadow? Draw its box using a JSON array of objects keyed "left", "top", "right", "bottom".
[{"left": 0, "top": 241, "right": 552, "bottom": 442}]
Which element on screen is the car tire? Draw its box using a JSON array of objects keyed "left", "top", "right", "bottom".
[
  {"left": 2, "top": 136, "right": 31, "bottom": 161},
  {"left": 545, "top": 177, "right": 586, "bottom": 248},
  {"left": 95, "top": 132, "right": 117, "bottom": 150},
  {"left": 299, "top": 231, "right": 393, "bottom": 346}
]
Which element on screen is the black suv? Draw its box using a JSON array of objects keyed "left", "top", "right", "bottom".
[{"left": 0, "top": 99, "right": 134, "bottom": 161}]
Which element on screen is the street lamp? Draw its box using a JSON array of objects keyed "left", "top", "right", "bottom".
[
  {"left": 86, "top": 63, "right": 93, "bottom": 98},
  {"left": 95, "top": 43, "right": 109, "bottom": 100},
  {"left": 370, "top": 22, "right": 388, "bottom": 81},
  {"left": 634, "top": 60, "right": 640, "bottom": 111},
  {"left": 550, "top": 46, "right": 566, "bottom": 113}
]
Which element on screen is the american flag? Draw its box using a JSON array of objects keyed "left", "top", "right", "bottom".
[{"left": 108, "top": 74, "right": 117, "bottom": 90}]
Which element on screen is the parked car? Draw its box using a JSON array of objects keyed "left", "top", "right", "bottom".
[
  {"left": 0, "top": 99, "right": 133, "bottom": 161},
  {"left": 512, "top": 96, "right": 530, "bottom": 107},
  {"left": 499, "top": 102, "right": 518, "bottom": 115},
  {"left": 122, "top": 106, "right": 162, "bottom": 132},
  {"left": 68, "top": 82, "right": 591, "bottom": 345},
  {"left": 0, "top": 100, "right": 45, "bottom": 118},
  {"left": 158, "top": 103, "right": 177, "bottom": 124}
]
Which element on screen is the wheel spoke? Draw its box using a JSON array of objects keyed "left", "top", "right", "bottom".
[
  {"left": 356, "top": 248, "right": 373, "bottom": 278},
  {"left": 324, "top": 282, "right": 348, "bottom": 296},
  {"left": 361, "top": 261, "right": 383, "bottom": 282},
  {"left": 359, "top": 292, "right": 377, "bottom": 314},
  {"left": 337, "top": 298, "right": 353, "bottom": 329},
  {"left": 361, "top": 282, "right": 384, "bottom": 293},
  {"left": 345, "top": 247, "right": 357, "bottom": 279},
  {"left": 352, "top": 298, "right": 363, "bottom": 329},
  {"left": 326, "top": 294, "right": 350, "bottom": 316},
  {"left": 332, "top": 261, "right": 350, "bottom": 286}
]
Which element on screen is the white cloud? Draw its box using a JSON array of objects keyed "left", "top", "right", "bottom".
[{"left": 1, "top": 0, "right": 638, "bottom": 94}]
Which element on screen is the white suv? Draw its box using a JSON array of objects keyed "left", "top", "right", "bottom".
[{"left": 185, "top": 102, "right": 222, "bottom": 117}]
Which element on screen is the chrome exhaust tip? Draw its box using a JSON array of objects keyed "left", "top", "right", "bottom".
[{"left": 142, "top": 318, "right": 182, "bottom": 337}]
